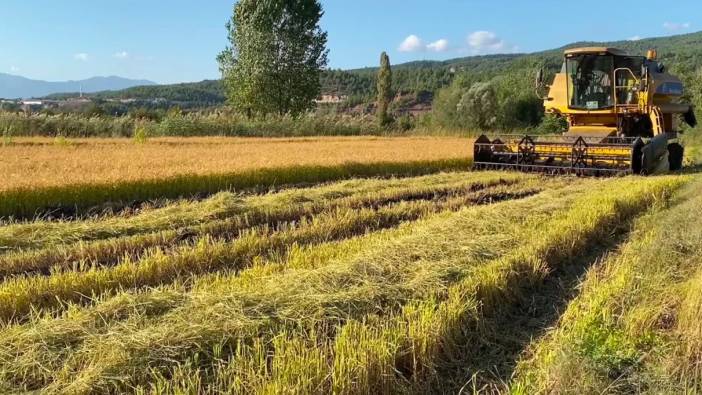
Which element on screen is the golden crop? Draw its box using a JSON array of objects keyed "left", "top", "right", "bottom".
[
  {"left": 0, "top": 133, "right": 700, "bottom": 394},
  {"left": 0, "top": 136, "right": 471, "bottom": 192}
]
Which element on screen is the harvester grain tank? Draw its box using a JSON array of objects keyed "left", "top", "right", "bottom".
[{"left": 473, "top": 47, "right": 697, "bottom": 175}]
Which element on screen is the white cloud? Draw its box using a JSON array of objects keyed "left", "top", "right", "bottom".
[
  {"left": 10, "top": 65, "right": 20, "bottom": 73},
  {"left": 113, "top": 51, "right": 129, "bottom": 59},
  {"left": 399, "top": 35, "right": 450, "bottom": 53},
  {"left": 628, "top": 35, "right": 642, "bottom": 41},
  {"left": 398, "top": 35, "right": 424, "bottom": 52},
  {"left": 74, "top": 53, "right": 89, "bottom": 61},
  {"left": 427, "top": 39, "right": 449, "bottom": 52},
  {"left": 466, "top": 31, "right": 516, "bottom": 55},
  {"left": 663, "top": 22, "right": 691, "bottom": 31}
]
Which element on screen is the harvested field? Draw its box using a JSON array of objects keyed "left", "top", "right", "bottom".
[{"left": 1, "top": 135, "right": 702, "bottom": 394}]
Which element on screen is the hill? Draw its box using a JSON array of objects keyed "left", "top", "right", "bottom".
[
  {"left": 45, "top": 80, "right": 226, "bottom": 106},
  {"left": 0, "top": 74, "right": 156, "bottom": 99},
  {"left": 36, "top": 31, "right": 702, "bottom": 105}
]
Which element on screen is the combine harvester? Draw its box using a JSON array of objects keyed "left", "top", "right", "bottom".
[{"left": 474, "top": 48, "right": 697, "bottom": 175}]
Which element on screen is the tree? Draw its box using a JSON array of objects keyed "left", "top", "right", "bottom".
[
  {"left": 457, "top": 82, "right": 498, "bottom": 130},
  {"left": 376, "top": 52, "right": 393, "bottom": 126},
  {"left": 218, "top": 0, "right": 329, "bottom": 117},
  {"left": 692, "top": 67, "right": 702, "bottom": 111}
]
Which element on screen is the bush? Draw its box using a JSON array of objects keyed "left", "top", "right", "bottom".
[
  {"left": 0, "top": 113, "right": 136, "bottom": 138},
  {"left": 456, "top": 82, "right": 499, "bottom": 130},
  {"left": 133, "top": 123, "right": 149, "bottom": 144},
  {"left": 429, "top": 69, "right": 546, "bottom": 133},
  {"left": 537, "top": 113, "right": 569, "bottom": 134}
]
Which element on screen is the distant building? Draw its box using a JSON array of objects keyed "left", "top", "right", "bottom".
[
  {"left": 315, "top": 94, "right": 348, "bottom": 104},
  {"left": 20, "top": 99, "right": 58, "bottom": 112}
]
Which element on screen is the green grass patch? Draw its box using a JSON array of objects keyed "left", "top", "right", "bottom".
[{"left": 511, "top": 177, "right": 702, "bottom": 394}]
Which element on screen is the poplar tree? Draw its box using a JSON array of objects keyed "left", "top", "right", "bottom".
[
  {"left": 376, "top": 51, "right": 393, "bottom": 126},
  {"left": 218, "top": 0, "right": 329, "bottom": 116}
]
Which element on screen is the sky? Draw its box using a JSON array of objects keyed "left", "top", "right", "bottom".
[{"left": 0, "top": 0, "right": 700, "bottom": 84}]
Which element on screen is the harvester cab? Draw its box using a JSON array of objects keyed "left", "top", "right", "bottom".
[{"left": 474, "top": 47, "right": 697, "bottom": 175}]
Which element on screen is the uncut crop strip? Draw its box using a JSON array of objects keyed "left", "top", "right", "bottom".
[
  {"left": 510, "top": 179, "right": 702, "bottom": 394},
  {"left": 0, "top": 170, "right": 511, "bottom": 252},
  {"left": 0, "top": 172, "right": 533, "bottom": 277},
  {"left": 0, "top": 182, "right": 544, "bottom": 325},
  {"left": 0, "top": 178, "right": 609, "bottom": 393},
  {"left": 0, "top": 158, "right": 471, "bottom": 220},
  {"left": 0, "top": 137, "right": 472, "bottom": 192}
]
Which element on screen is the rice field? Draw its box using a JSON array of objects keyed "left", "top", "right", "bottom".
[
  {"left": 0, "top": 136, "right": 471, "bottom": 219},
  {"left": 1, "top": 135, "right": 701, "bottom": 394}
]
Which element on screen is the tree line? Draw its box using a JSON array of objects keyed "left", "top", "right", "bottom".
[
  {"left": 215, "top": 0, "right": 702, "bottom": 133},
  {"left": 10, "top": 2, "right": 702, "bottom": 136}
]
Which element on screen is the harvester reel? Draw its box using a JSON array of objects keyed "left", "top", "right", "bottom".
[
  {"left": 518, "top": 136, "right": 536, "bottom": 165},
  {"left": 473, "top": 135, "right": 494, "bottom": 164},
  {"left": 571, "top": 137, "right": 589, "bottom": 169}
]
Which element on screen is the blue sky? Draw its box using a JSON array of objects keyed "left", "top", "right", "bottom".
[{"left": 0, "top": 0, "right": 699, "bottom": 84}]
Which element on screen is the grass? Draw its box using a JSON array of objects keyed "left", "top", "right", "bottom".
[
  {"left": 510, "top": 177, "right": 702, "bottom": 394},
  {"left": 0, "top": 175, "right": 684, "bottom": 393},
  {"left": 0, "top": 112, "right": 389, "bottom": 139}
]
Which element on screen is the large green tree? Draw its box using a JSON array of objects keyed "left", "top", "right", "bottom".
[
  {"left": 376, "top": 51, "right": 393, "bottom": 126},
  {"left": 218, "top": 0, "right": 329, "bottom": 116},
  {"left": 456, "top": 82, "right": 499, "bottom": 130}
]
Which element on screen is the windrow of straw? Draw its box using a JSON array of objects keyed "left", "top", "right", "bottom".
[
  {"left": 177, "top": 175, "right": 683, "bottom": 395},
  {"left": 0, "top": 179, "right": 543, "bottom": 325},
  {"left": 0, "top": 177, "right": 625, "bottom": 393},
  {"left": 0, "top": 180, "right": 537, "bottom": 279},
  {"left": 510, "top": 178, "right": 702, "bottom": 394},
  {"left": 0, "top": 170, "right": 523, "bottom": 252}
]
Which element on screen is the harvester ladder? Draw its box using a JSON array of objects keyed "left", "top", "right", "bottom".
[{"left": 651, "top": 107, "right": 665, "bottom": 135}]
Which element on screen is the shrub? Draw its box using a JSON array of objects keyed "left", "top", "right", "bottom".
[
  {"left": 133, "top": 123, "right": 149, "bottom": 144},
  {"left": 537, "top": 113, "right": 569, "bottom": 134}
]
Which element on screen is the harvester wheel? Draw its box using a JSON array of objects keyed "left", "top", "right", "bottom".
[
  {"left": 631, "top": 138, "right": 645, "bottom": 175},
  {"left": 668, "top": 143, "right": 684, "bottom": 171}
]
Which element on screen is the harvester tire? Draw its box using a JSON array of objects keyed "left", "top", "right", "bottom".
[
  {"left": 631, "top": 138, "right": 645, "bottom": 175},
  {"left": 668, "top": 143, "right": 684, "bottom": 171}
]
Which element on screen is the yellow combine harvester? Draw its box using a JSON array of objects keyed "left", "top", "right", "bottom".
[{"left": 474, "top": 47, "right": 697, "bottom": 175}]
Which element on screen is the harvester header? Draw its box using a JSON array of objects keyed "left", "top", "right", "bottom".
[{"left": 474, "top": 47, "right": 697, "bottom": 175}]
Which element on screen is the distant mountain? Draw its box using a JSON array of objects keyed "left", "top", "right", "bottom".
[
  {"left": 31, "top": 30, "right": 702, "bottom": 106},
  {"left": 0, "top": 74, "right": 157, "bottom": 99},
  {"left": 46, "top": 80, "right": 226, "bottom": 105}
]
